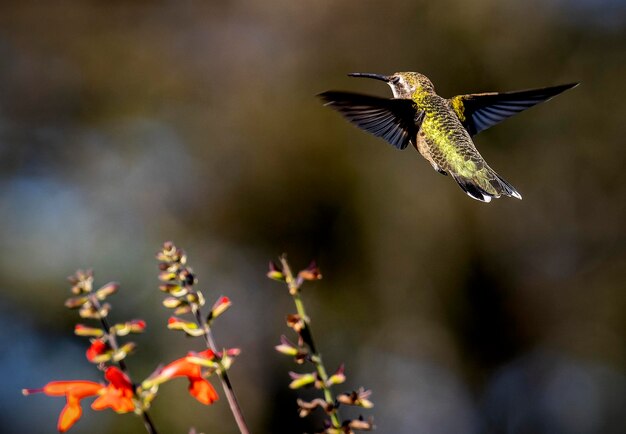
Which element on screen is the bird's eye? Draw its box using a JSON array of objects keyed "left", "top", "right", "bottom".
[{"left": 391, "top": 76, "right": 401, "bottom": 84}]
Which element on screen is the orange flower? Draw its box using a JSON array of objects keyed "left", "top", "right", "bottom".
[
  {"left": 23, "top": 381, "right": 102, "bottom": 432},
  {"left": 23, "top": 367, "right": 135, "bottom": 432},
  {"left": 91, "top": 367, "right": 135, "bottom": 413},
  {"left": 150, "top": 349, "right": 219, "bottom": 405}
]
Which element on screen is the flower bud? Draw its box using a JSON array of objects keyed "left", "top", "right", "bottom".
[
  {"left": 163, "top": 296, "right": 183, "bottom": 309},
  {"left": 288, "top": 372, "right": 316, "bottom": 389},
  {"left": 174, "top": 305, "right": 192, "bottom": 315},
  {"left": 112, "top": 320, "right": 146, "bottom": 336},
  {"left": 286, "top": 314, "right": 305, "bottom": 333},
  {"left": 79, "top": 302, "right": 110, "bottom": 319},
  {"left": 86, "top": 339, "right": 112, "bottom": 363},
  {"left": 158, "top": 271, "right": 178, "bottom": 282},
  {"left": 113, "top": 342, "right": 136, "bottom": 362},
  {"left": 296, "top": 398, "right": 330, "bottom": 418},
  {"left": 68, "top": 269, "right": 94, "bottom": 294},
  {"left": 64, "top": 296, "right": 89, "bottom": 309},
  {"left": 267, "top": 261, "right": 285, "bottom": 281},
  {"left": 275, "top": 335, "right": 299, "bottom": 356},
  {"left": 178, "top": 269, "right": 196, "bottom": 286},
  {"left": 298, "top": 261, "right": 322, "bottom": 281},
  {"left": 326, "top": 363, "right": 346, "bottom": 386},
  {"left": 185, "top": 290, "right": 205, "bottom": 307},
  {"left": 167, "top": 317, "right": 205, "bottom": 337},
  {"left": 208, "top": 296, "right": 231, "bottom": 322},
  {"left": 95, "top": 282, "right": 119, "bottom": 300},
  {"left": 159, "top": 284, "right": 187, "bottom": 297},
  {"left": 74, "top": 324, "right": 104, "bottom": 337},
  {"left": 347, "top": 416, "right": 374, "bottom": 431},
  {"left": 337, "top": 388, "right": 373, "bottom": 408}
]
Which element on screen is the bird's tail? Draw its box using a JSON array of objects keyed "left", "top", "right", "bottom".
[{"left": 452, "top": 170, "right": 522, "bottom": 203}]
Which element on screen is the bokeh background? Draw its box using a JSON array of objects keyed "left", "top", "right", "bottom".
[{"left": 1, "top": 1, "right": 624, "bottom": 433}]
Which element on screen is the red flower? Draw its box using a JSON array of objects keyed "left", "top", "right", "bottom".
[
  {"left": 151, "top": 349, "right": 218, "bottom": 405},
  {"left": 91, "top": 367, "right": 135, "bottom": 413},
  {"left": 23, "top": 381, "right": 102, "bottom": 432},
  {"left": 85, "top": 339, "right": 109, "bottom": 362},
  {"left": 23, "top": 367, "right": 135, "bottom": 432},
  {"left": 209, "top": 296, "right": 232, "bottom": 320}
]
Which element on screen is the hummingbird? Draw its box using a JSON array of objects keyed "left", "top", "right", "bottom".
[{"left": 319, "top": 72, "right": 578, "bottom": 202}]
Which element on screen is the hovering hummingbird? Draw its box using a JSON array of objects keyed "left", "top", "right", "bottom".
[{"left": 319, "top": 72, "right": 578, "bottom": 202}]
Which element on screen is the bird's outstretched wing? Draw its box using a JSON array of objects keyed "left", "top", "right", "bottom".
[
  {"left": 449, "top": 83, "right": 578, "bottom": 136},
  {"left": 319, "top": 91, "right": 423, "bottom": 150}
]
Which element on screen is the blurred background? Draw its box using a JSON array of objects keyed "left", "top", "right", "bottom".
[{"left": 0, "top": 1, "right": 624, "bottom": 433}]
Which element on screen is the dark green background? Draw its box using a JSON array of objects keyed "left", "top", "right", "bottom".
[{"left": 1, "top": 1, "right": 624, "bottom": 433}]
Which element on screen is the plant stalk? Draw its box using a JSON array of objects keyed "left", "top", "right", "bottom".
[
  {"left": 193, "top": 308, "right": 250, "bottom": 434},
  {"left": 89, "top": 294, "right": 158, "bottom": 434},
  {"left": 280, "top": 257, "right": 342, "bottom": 429}
]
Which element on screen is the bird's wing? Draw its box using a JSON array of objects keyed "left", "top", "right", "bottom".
[
  {"left": 319, "top": 91, "right": 423, "bottom": 150},
  {"left": 449, "top": 83, "right": 578, "bottom": 136}
]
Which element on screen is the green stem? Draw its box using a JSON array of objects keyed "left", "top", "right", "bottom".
[
  {"left": 193, "top": 308, "right": 250, "bottom": 434},
  {"left": 280, "top": 258, "right": 342, "bottom": 429}
]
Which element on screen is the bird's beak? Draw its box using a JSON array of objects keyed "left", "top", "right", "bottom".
[{"left": 348, "top": 72, "right": 390, "bottom": 82}]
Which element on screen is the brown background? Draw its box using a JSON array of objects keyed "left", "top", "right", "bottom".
[{"left": 0, "top": 1, "right": 624, "bottom": 433}]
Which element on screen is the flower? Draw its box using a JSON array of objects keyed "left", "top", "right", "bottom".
[
  {"left": 91, "top": 367, "right": 135, "bottom": 413},
  {"left": 23, "top": 367, "right": 136, "bottom": 432},
  {"left": 23, "top": 381, "right": 102, "bottom": 432},
  {"left": 143, "top": 349, "right": 218, "bottom": 405},
  {"left": 85, "top": 339, "right": 111, "bottom": 363}
]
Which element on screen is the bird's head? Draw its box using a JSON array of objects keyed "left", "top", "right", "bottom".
[{"left": 348, "top": 71, "right": 434, "bottom": 99}]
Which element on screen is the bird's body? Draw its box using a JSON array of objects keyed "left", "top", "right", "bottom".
[
  {"left": 414, "top": 90, "right": 480, "bottom": 175},
  {"left": 319, "top": 72, "right": 577, "bottom": 202},
  {"left": 413, "top": 89, "right": 516, "bottom": 199}
]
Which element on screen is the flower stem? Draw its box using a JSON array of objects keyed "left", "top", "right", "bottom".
[
  {"left": 89, "top": 294, "right": 158, "bottom": 434},
  {"left": 280, "top": 257, "right": 341, "bottom": 429},
  {"left": 139, "top": 409, "right": 158, "bottom": 434},
  {"left": 193, "top": 308, "right": 250, "bottom": 434}
]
